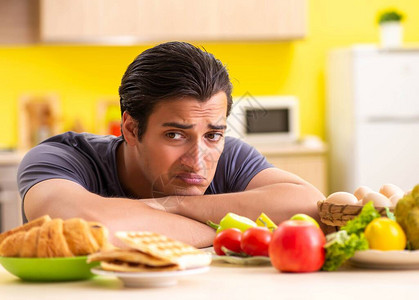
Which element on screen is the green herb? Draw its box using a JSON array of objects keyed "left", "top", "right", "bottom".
[
  {"left": 322, "top": 231, "right": 368, "bottom": 271},
  {"left": 341, "top": 202, "right": 380, "bottom": 235}
]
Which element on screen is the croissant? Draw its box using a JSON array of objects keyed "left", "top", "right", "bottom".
[{"left": 0, "top": 216, "right": 112, "bottom": 258}]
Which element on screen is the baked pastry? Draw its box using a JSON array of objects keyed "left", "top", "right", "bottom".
[
  {"left": 0, "top": 215, "right": 51, "bottom": 245},
  {"left": 0, "top": 231, "right": 26, "bottom": 257},
  {"left": 88, "top": 222, "right": 112, "bottom": 251},
  {"left": 87, "top": 231, "right": 212, "bottom": 272},
  {"left": 63, "top": 218, "right": 99, "bottom": 256},
  {"left": 0, "top": 216, "right": 111, "bottom": 258},
  {"left": 37, "top": 218, "right": 74, "bottom": 257},
  {"left": 20, "top": 227, "right": 41, "bottom": 257}
]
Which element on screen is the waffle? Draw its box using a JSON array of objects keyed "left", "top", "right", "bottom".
[
  {"left": 115, "top": 231, "right": 212, "bottom": 270},
  {"left": 100, "top": 261, "right": 179, "bottom": 272},
  {"left": 87, "top": 248, "right": 174, "bottom": 267}
]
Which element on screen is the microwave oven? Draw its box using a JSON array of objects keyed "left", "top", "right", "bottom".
[{"left": 226, "top": 95, "right": 299, "bottom": 144}]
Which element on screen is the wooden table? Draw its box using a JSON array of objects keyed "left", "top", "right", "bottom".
[{"left": 1, "top": 262, "right": 417, "bottom": 300}]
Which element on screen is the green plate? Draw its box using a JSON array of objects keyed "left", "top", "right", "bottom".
[{"left": 0, "top": 256, "right": 100, "bottom": 282}]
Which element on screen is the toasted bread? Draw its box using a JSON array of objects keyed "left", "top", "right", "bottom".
[{"left": 115, "top": 231, "right": 212, "bottom": 269}]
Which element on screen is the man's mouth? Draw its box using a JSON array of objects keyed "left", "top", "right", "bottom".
[{"left": 175, "top": 173, "right": 205, "bottom": 185}]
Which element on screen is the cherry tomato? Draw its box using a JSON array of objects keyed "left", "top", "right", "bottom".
[
  {"left": 240, "top": 227, "right": 272, "bottom": 257},
  {"left": 213, "top": 228, "right": 242, "bottom": 255}
]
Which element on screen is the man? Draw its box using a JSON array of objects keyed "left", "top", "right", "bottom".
[{"left": 18, "top": 42, "right": 326, "bottom": 248}]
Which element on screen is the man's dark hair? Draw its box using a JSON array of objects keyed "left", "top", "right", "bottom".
[{"left": 119, "top": 41, "right": 233, "bottom": 141}]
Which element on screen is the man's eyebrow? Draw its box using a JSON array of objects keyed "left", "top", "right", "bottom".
[
  {"left": 162, "top": 122, "right": 226, "bottom": 130},
  {"left": 162, "top": 122, "right": 194, "bottom": 129},
  {"left": 209, "top": 124, "right": 227, "bottom": 130}
]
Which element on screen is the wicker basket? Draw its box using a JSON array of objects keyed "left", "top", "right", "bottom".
[{"left": 317, "top": 200, "right": 394, "bottom": 227}]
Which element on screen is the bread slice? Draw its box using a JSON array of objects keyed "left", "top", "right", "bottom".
[
  {"left": 0, "top": 231, "right": 26, "bottom": 257},
  {"left": 87, "top": 248, "right": 174, "bottom": 267},
  {"left": 0, "top": 215, "right": 51, "bottom": 245},
  {"left": 19, "top": 227, "right": 41, "bottom": 257},
  {"left": 37, "top": 219, "right": 73, "bottom": 257},
  {"left": 63, "top": 218, "right": 99, "bottom": 255},
  {"left": 100, "top": 261, "right": 179, "bottom": 272},
  {"left": 115, "top": 231, "right": 212, "bottom": 270}
]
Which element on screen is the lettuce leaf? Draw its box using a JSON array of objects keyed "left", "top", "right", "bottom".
[
  {"left": 322, "top": 202, "right": 380, "bottom": 271},
  {"left": 322, "top": 230, "right": 368, "bottom": 271},
  {"left": 341, "top": 202, "right": 380, "bottom": 235}
]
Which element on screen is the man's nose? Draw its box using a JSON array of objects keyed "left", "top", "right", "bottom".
[{"left": 179, "top": 141, "right": 207, "bottom": 171}]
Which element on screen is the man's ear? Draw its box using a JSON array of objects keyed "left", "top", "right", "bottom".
[{"left": 121, "top": 111, "right": 138, "bottom": 145}]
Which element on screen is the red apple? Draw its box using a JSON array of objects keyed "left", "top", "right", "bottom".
[{"left": 269, "top": 220, "right": 326, "bottom": 273}]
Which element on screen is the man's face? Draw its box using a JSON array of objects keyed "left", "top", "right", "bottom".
[{"left": 133, "top": 91, "right": 228, "bottom": 198}]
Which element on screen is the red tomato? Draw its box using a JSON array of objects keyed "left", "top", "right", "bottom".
[
  {"left": 269, "top": 220, "right": 326, "bottom": 273},
  {"left": 240, "top": 227, "right": 272, "bottom": 257},
  {"left": 213, "top": 228, "right": 242, "bottom": 256}
]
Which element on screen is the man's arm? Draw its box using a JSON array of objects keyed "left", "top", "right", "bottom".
[
  {"left": 149, "top": 167, "right": 332, "bottom": 233},
  {"left": 24, "top": 179, "right": 216, "bottom": 248}
]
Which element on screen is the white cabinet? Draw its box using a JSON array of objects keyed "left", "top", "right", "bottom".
[{"left": 327, "top": 47, "right": 419, "bottom": 193}]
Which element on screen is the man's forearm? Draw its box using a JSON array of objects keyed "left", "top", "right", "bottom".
[
  {"left": 174, "top": 182, "right": 323, "bottom": 224},
  {"left": 140, "top": 168, "right": 331, "bottom": 233},
  {"left": 24, "top": 179, "right": 216, "bottom": 248},
  {"left": 90, "top": 198, "right": 216, "bottom": 248}
]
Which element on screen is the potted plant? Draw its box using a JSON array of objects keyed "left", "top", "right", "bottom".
[{"left": 377, "top": 10, "right": 404, "bottom": 48}]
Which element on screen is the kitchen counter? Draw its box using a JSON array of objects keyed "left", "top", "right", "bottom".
[{"left": 0, "top": 263, "right": 417, "bottom": 299}]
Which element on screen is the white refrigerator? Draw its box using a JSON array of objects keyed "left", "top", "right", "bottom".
[{"left": 327, "top": 46, "right": 419, "bottom": 193}]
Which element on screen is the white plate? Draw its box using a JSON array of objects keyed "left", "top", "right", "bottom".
[
  {"left": 349, "top": 250, "right": 419, "bottom": 269},
  {"left": 91, "top": 266, "right": 210, "bottom": 288},
  {"left": 211, "top": 254, "right": 271, "bottom": 266}
]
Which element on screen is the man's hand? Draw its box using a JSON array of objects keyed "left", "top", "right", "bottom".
[{"left": 140, "top": 196, "right": 182, "bottom": 212}]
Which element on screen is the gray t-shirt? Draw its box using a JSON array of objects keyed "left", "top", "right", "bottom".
[{"left": 17, "top": 132, "right": 273, "bottom": 222}]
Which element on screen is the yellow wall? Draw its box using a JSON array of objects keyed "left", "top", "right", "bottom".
[{"left": 1, "top": 0, "right": 419, "bottom": 148}]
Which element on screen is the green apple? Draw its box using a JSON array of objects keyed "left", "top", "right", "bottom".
[{"left": 290, "top": 214, "right": 320, "bottom": 228}]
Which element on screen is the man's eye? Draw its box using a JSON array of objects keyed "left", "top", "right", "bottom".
[
  {"left": 166, "top": 132, "right": 184, "bottom": 140},
  {"left": 206, "top": 132, "right": 223, "bottom": 142}
]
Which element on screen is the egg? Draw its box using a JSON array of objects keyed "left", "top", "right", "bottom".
[
  {"left": 362, "top": 191, "right": 392, "bottom": 207},
  {"left": 325, "top": 192, "right": 359, "bottom": 205},
  {"left": 354, "top": 186, "right": 373, "bottom": 200},
  {"left": 355, "top": 199, "right": 364, "bottom": 206},
  {"left": 389, "top": 193, "right": 404, "bottom": 206},
  {"left": 379, "top": 183, "right": 404, "bottom": 198}
]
